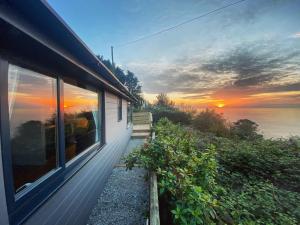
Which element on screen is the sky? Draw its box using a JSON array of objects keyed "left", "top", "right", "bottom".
[{"left": 48, "top": 0, "right": 300, "bottom": 108}]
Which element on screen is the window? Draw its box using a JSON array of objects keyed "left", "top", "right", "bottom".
[
  {"left": 1, "top": 62, "right": 105, "bottom": 224},
  {"left": 118, "top": 97, "right": 122, "bottom": 121},
  {"left": 127, "top": 102, "right": 132, "bottom": 126},
  {"left": 64, "top": 82, "right": 100, "bottom": 162},
  {"left": 8, "top": 65, "right": 58, "bottom": 192}
]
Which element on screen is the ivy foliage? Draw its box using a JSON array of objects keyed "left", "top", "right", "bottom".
[{"left": 125, "top": 118, "right": 300, "bottom": 225}]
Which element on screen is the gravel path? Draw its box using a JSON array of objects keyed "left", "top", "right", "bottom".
[
  {"left": 122, "top": 138, "right": 145, "bottom": 159},
  {"left": 87, "top": 139, "right": 149, "bottom": 225}
]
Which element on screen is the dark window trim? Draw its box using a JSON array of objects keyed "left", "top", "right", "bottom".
[
  {"left": 57, "top": 77, "right": 66, "bottom": 169},
  {"left": 101, "top": 91, "right": 106, "bottom": 145},
  {"left": 118, "top": 97, "right": 122, "bottom": 121},
  {"left": 0, "top": 58, "right": 15, "bottom": 212},
  {"left": 0, "top": 58, "right": 106, "bottom": 225}
]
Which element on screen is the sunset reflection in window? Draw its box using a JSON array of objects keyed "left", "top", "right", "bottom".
[
  {"left": 8, "top": 65, "right": 57, "bottom": 192},
  {"left": 63, "top": 82, "right": 99, "bottom": 162}
]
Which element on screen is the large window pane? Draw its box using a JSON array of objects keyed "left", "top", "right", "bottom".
[
  {"left": 8, "top": 65, "right": 57, "bottom": 192},
  {"left": 64, "top": 83, "right": 99, "bottom": 162}
]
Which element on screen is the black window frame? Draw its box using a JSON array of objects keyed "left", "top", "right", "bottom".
[
  {"left": 127, "top": 101, "right": 133, "bottom": 127},
  {"left": 0, "top": 58, "right": 106, "bottom": 225},
  {"left": 118, "top": 97, "right": 122, "bottom": 121}
]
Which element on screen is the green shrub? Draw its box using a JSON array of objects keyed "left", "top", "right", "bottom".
[
  {"left": 125, "top": 119, "right": 300, "bottom": 224},
  {"left": 219, "top": 181, "right": 300, "bottom": 225},
  {"left": 126, "top": 118, "right": 221, "bottom": 224},
  {"left": 147, "top": 93, "right": 193, "bottom": 125},
  {"left": 193, "top": 109, "right": 230, "bottom": 137},
  {"left": 151, "top": 107, "right": 192, "bottom": 125},
  {"left": 215, "top": 137, "right": 300, "bottom": 192},
  {"left": 230, "top": 119, "right": 262, "bottom": 140}
]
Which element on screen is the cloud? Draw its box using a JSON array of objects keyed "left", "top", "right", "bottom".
[
  {"left": 291, "top": 32, "right": 300, "bottom": 38},
  {"left": 266, "top": 82, "right": 300, "bottom": 92},
  {"left": 127, "top": 40, "right": 300, "bottom": 107},
  {"left": 250, "top": 90, "right": 300, "bottom": 98},
  {"left": 127, "top": 59, "right": 235, "bottom": 95},
  {"left": 201, "top": 44, "right": 300, "bottom": 88},
  {"left": 211, "top": 0, "right": 297, "bottom": 28}
]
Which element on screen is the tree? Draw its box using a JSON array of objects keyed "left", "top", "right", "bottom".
[
  {"left": 96, "top": 55, "right": 127, "bottom": 83},
  {"left": 193, "top": 109, "right": 230, "bottom": 137},
  {"left": 96, "top": 55, "right": 143, "bottom": 107},
  {"left": 154, "top": 93, "right": 175, "bottom": 109},
  {"left": 149, "top": 93, "right": 193, "bottom": 125},
  {"left": 231, "top": 119, "right": 262, "bottom": 140}
]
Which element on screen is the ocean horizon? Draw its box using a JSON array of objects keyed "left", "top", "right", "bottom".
[{"left": 192, "top": 107, "right": 300, "bottom": 138}]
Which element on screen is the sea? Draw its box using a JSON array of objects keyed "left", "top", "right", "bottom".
[{"left": 213, "top": 108, "right": 300, "bottom": 138}]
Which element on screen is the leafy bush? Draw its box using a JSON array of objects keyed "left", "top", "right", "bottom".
[
  {"left": 126, "top": 119, "right": 300, "bottom": 224},
  {"left": 193, "top": 109, "right": 230, "bottom": 137},
  {"left": 151, "top": 107, "right": 192, "bottom": 125},
  {"left": 126, "top": 118, "right": 221, "bottom": 224},
  {"left": 201, "top": 133, "right": 300, "bottom": 224},
  {"left": 230, "top": 119, "right": 262, "bottom": 140},
  {"left": 148, "top": 93, "right": 193, "bottom": 125},
  {"left": 219, "top": 181, "right": 300, "bottom": 225},
  {"left": 215, "top": 137, "right": 300, "bottom": 192}
]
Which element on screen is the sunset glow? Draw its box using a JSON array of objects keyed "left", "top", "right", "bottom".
[
  {"left": 216, "top": 103, "right": 225, "bottom": 108},
  {"left": 48, "top": 0, "right": 300, "bottom": 110},
  {"left": 144, "top": 87, "right": 300, "bottom": 108}
]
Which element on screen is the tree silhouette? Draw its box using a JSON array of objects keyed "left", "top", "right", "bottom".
[
  {"left": 154, "top": 93, "right": 175, "bottom": 109},
  {"left": 96, "top": 55, "right": 143, "bottom": 107},
  {"left": 231, "top": 119, "right": 262, "bottom": 140}
]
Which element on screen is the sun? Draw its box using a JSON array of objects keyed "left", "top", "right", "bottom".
[{"left": 216, "top": 103, "right": 225, "bottom": 108}]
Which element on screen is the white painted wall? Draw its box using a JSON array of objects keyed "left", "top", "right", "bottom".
[{"left": 105, "top": 91, "right": 131, "bottom": 142}]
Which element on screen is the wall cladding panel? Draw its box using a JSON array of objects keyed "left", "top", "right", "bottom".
[{"left": 105, "top": 92, "right": 129, "bottom": 142}]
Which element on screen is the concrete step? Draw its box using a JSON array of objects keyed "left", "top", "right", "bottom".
[
  {"left": 133, "top": 116, "right": 150, "bottom": 119},
  {"left": 133, "top": 114, "right": 150, "bottom": 118},
  {"left": 133, "top": 125, "right": 151, "bottom": 132},
  {"left": 133, "top": 117, "right": 150, "bottom": 120},
  {"left": 133, "top": 122, "right": 151, "bottom": 126},
  {"left": 133, "top": 124, "right": 151, "bottom": 130},
  {"left": 133, "top": 129, "right": 151, "bottom": 133},
  {"left": 132, "top": 112, "right": 152, "bottom": 126},
  {"left": 133, "top": 121, "right": 150, "bottom": 124},
  {"left": 131, "top": 132, "right": 150, "bottom": 138},
  {"left": 132, "top": 120, "right": 150, "bottom": 124},
  {"left": 133, "top": 112, "right": 151, "bottom": 115},
  {"left": 133, "top": 122, "right": 150, "bottom": 125}
]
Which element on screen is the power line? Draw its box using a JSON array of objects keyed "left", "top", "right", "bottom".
[{"left": 115, "top": 0, "right": 247, "bottom": 48}]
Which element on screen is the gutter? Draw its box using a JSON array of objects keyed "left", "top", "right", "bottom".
[{"left": 0, "top": 0, "right": 137, "bottom": 102}]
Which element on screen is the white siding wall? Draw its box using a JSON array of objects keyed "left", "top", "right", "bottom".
[
  {"left": 20, "top": 92, "right": 132, "bottom": 225},
  {"left": 105, "top": 92, "right": 129, "bottom": 142}
]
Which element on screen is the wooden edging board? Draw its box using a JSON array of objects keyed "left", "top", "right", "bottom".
[{"left": 149, "top": 131, "right": 160, "bottom": 225}]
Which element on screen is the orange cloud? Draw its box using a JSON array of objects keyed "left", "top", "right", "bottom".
[{"left": 144, "top": 87, "right": 300, "bottom": 109}]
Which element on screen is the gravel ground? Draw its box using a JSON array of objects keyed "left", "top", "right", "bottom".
[{"left": 87, "top": 139, "right": 149, "bottom": 225}]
